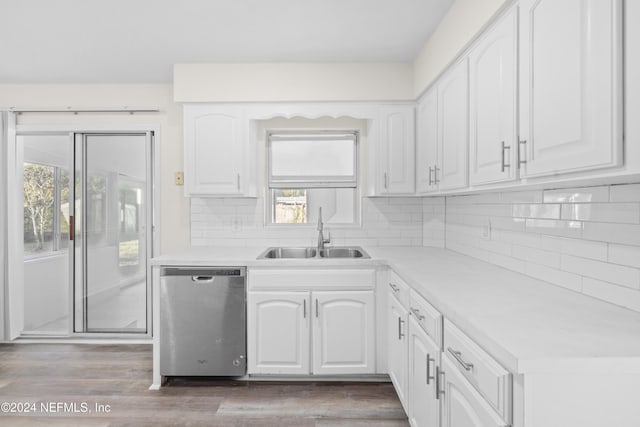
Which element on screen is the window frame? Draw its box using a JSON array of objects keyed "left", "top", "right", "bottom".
[{"left": 266, "top": 130, "right": 360, "bottom": 226}]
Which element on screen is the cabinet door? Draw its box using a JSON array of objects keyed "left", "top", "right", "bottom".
[
  {"left": 409, "top": 317, "right": 440, "bottom": 427},
  {"left": 416, "top": 89, "right": 439, "bottom": 194},
  {"left": 441, "top": 357, "right": 508, "bottom": 427},
  {"left": 387, "top": 293, "right": 409, "bottom": 412},
  {"left": 184, "top": 105, "right": 248, "bottom": 196},
  {"left": 312, "top": 291, "right": 375, "bottom": 375},
  {"left": 469, "top": 8, "right": 518, "bottom": 185},
  {"left": 379, "top": 106, "right": 416, "bottom": 194},
  {"left": 247, "top": 292, "right": 310, "bottom": 375},
  {"left": 519, "top": 0, "right": 623, "bottom": 178},
  {"left": 438, "top": 59, "right": 469, "bottom": 190}
]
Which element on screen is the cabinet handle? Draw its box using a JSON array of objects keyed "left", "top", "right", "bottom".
[
  {"left": 433, "top": 166, "right": 440, "bottom": 184},
  {"left": 426, "top": 353, "right": 435, "bottom": 385},
  {"left": 447, "top": 347, "right": 474, "bottom": 371},
  {"left": 69, "top": 215, "right": 74, "bottom": 241},
  {"left": 388, "top": 283, "right": 400, "bottom": 292},
  {"left": 501, "top": 141, "right": 511, "bottom": 172},
  {"left": 303, "top": 299, "right": 306, "bottom": 318},
  {"left": 410, "top": 307, "right": 425, "bottom": 321},
  {"left": 315, "top": 299, "right": 319, "bottom": 318},
  {"left": 384, "top": 172, "right": 388, "bottom": 189},
  {"left": 398, "top": 317, "right": 405, "bottom": 340},
  {"left": 236, "top": 173, "right": 241, "bottom": 190},
  {"left": 428, "top": 166, "right": 433, "bottom": 186},
  {"left": 518, "top": 139, "right": 527, "bottom": 168},
  {"left": 435, "top": 366, "right": 445, "bottom": 400}
]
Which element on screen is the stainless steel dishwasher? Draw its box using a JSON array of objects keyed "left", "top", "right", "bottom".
[{"left": 160, "top": 267, "right": 246, "bottom": 376}]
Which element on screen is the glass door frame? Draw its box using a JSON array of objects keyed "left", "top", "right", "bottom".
[
  {"left": 73, "top": 131, "right": 154, "bottom": 334},
  {"left": 6, "top": 122, "right": 158, "bottom": 339}
]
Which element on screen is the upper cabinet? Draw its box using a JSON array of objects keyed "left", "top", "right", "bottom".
[
  {"left": 375, "top": 106, "right": 416, "bottom": 195},
  {"left": 416, "top": 59, "right": 469, "bottom": 194},
  {"left": 183, "top": 104, "right": 256, "bottom": 197},
  {"left": 468, "top": 8, "right": 518, "bottom": 186},
  {"left": 416, "top": 89, "right": 439, "bottom": 194},
  {"left": 518, "top": 0, "right": 623, "bottom": 178}
]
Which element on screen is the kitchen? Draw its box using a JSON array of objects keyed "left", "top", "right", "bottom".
[{"left": 1, "top": 0, "right": 640, "bottom": 426}]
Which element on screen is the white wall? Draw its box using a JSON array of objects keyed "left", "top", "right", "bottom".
[
  {"left": 174, "top": 63, "right": 414, "bottom": 102},
  {"left": 0, "top": 84, "right": 190, "bottom": 254},
  {"left": 413, "top": 0, "right": 510, "bottom": 96}
]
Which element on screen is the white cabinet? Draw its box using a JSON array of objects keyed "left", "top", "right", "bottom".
[
  {"left": 247, "top": 292, "right": 310, "bottom": 375},
  {"left": 438, "top": 59, "right": 469, "bottom": 191},
  {"left": 518, "top": 0, "right": 623, "bottom": 178},
  {"left": 183, "top": 104, "right": 256, "bottom": 196},
  {"left": 313, "top": 291, "right": 375, "bottom": 375},
  {"left": 416, "top": 89, "right": 439, "bottom": 194},
  {"left": 375, "top": 106, "right": 416, "bottom": 195},
  {"left": 416, "top": 60, "right": 469, "bottom": 193},
  {"left": 247, "top": 269, "right": 376, "bottom": 376},
  {"left": 408, "top": 316, "right": 440, "bottom": 427},
  {"left": 440, "top": 356, "right": 508, "bottom": 427},
  {"left": 468, "top": 8, "right": 518, "bottom": 186},
  {"left": 387, "top": 292, "right": 409, "bottom": 412}
]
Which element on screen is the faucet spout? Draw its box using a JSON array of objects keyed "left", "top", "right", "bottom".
[{"left": 317, "top": 207, "right": 330, "bottom": 251}]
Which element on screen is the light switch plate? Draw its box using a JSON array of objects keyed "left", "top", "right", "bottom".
[{"left": 174, "top": 171, "right": 184, "bottom": 186}]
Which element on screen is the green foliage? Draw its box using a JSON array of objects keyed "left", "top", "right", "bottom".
[{"left": 23, "top": 163, "right": 55, "bottom": 250}]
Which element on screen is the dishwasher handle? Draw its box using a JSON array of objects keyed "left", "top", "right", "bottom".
[{"left": 192, "top": 276, "right": 214, "bottom": 283}]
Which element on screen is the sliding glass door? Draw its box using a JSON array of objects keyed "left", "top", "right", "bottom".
[{"left": 19, "top": 131, "right": 152, "bottom": 335}]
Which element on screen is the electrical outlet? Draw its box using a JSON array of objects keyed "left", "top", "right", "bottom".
[
  {"left": 481, "top": 220, "right": 492, "bottom": 240},
  {"left": 174, "top": 171, "right": 184, "bottom": 186}
]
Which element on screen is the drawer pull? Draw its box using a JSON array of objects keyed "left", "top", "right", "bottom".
[
  {"left": 448, "top": 347, "right": 474, "bottom": 372},
  {"left": 388, "top": 283, "right": 400, "bottom": 292},
  {"left": 426, "top": 353, "right": 435, "bottom": 385},
  {"left": 410, "top": 307, "right": 425, "bottom": 321}
]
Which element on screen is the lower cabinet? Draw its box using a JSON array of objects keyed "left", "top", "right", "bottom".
[
  {"left": 440, "top": 356, "right": 508, "bottom": 427},
  {"left": 248, "top": 289, "right": 375, "bottom": 375},
  {"left": 408, "top": 316, "right": 441, "bottom": 427},
  {"left": 387, "top": 292, "right": 409, "bottom": 412}
]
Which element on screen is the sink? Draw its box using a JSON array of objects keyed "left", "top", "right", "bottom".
[
  {"left": 319, "top": 247, "right": 370, "bottom": 259},
  {"left": 257, "top": 246, "right": 370, "bottom": 259},
  {"left": 258, "top": 247, "right": 317, "bottom": 259}
]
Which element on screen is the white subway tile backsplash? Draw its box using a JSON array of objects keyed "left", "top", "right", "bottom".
[
  {"left": 525, "top": 263, "right": 583, "bottom": 292},
  {"left": 443, "top": 183, "right": 640, "bottom": 312},
  {"left": 608, "top": 244, "right": 640, "bottom": 268},
  {"left": 583, "top": 222, "right": 640, "bottom": 246},
  {"left": 609, "top": 183, "right": 640, "bottom": 202},
  {"left": 543, "top": 186, "right": 610, "bottom": 203},
  {"left": 561, "top": 203, "right": 640, "bottom": 224},
  {"left": 512, "top": 245, "right": 561, "bottom": 268},
  {"left": 561, "top": 255, "right": 640, "bottom": 290}
]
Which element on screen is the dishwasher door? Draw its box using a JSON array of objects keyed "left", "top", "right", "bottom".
[{"left": 160, "top": 267, "right": 246, "bottom": 376}]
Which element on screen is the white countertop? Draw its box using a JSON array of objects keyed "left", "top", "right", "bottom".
[{"left": 152, "top": 245, "right": 640, "bottom": 374}]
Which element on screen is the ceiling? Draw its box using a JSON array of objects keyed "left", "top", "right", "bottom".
[{"left": 1, "top": 0, "right": 454, "bottom": 84}]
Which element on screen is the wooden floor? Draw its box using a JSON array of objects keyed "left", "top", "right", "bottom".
[{"left": 0, "top": 343, "right": 409, "bottom": 426}]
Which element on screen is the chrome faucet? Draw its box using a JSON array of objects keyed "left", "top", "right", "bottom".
[{"left": 317, "top": 207, "right": 331, "bottom": 251}]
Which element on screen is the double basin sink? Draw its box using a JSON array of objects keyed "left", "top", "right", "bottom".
[{"left": 258, "top": 246, "right": 370, "bottom": 259}]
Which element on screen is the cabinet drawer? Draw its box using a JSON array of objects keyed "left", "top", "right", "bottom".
[
  {"left": 409, "top": 290, "right": 442, "bottom": 349},
  {"left": 387, "top": 270, "right": 410, "bottom": 308},
  {"left": 249, "top": 269, "right": 375, "bottom": 290},
  {"left": 443, "top": 320, "right": 512, "bottom": 423}
]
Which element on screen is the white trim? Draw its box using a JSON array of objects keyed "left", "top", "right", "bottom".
[{"left": 0, "top": 112, "right": 6, "bottom": 340}]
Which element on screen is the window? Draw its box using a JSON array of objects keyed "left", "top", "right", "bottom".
[
  {"left": 23, "top": 162, "right": 70, "bottom": 256},
  {"left": 268, "top": 131, "right": 358, "bottom": 225}
]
